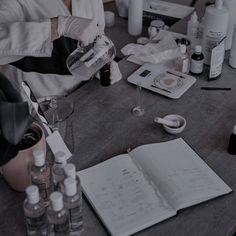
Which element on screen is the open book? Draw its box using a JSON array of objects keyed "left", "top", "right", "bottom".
[{"left": 78, "top": 138, "right": 232, "bottom": 236}]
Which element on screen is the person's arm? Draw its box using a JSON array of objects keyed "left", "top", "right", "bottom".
[{"left": 0, "top": 0, "right": 54, "bottom": 65}]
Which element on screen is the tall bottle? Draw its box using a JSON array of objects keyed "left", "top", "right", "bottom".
[
  {"left": 23, "top": 185, "right": 47, "bottom": 236},
  {"left": 175, "top": 44, "right": 190, "bottom": 74},
  {"left": 128, "top": 0, "right": 143, "bottom": 35},
  {"left": 52, "top": 152, "right": 67, "bottom": 192},
  {"left": 187, "top": 11, "right": 199, "bottom": 49},
  {"left": 64, "top": 163, "right": 82, "bottom": 206},
  {"left": 31, "top": 149, "right": 52, "bottom": 205},
  {"left": 202, "top": 0, "right": 229, "bottom": 65},
  {"left": 64, "top": 177, "right": 83, "bottom": 235},
  {"left": 224, "top": 0, "right": 236, "bottom": 50},
  {"left": 47, "top": 192, "right": 70, "bottom": 236}
]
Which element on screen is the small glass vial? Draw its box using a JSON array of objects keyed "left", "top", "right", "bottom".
[
  {"left": 64, "top": 177, "right": 83, "bottom": 235},
  {"left": 190, "top": 45, "right": 204, "bottom": 75},
  {"left": 176, "top": 44, "right": 190, "bottom": 74},
  {"left": 52, "top": 152, "right": 67, "bottom": 192},
  {"left": 64, "top": 163, "right": 82, "bottom": 206},
  {"left": 31, "top": 149, "right": 52, "bottom": 205},
  {"left": 47, "top": 192, "right": 70, "bottom": 236},
  {"left": 23, "top": 185, "right": 47, "bottom": 236}
]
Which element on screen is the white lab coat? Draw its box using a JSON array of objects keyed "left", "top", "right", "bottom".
[{"left": 0, "top": 0, "right": 105, "bottom": 98}]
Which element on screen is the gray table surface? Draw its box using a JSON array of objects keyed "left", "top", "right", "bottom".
[{"left": 1, "top": 1, "right": 236, "bottom": 236}]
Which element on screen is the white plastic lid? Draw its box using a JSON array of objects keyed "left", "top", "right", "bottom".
[
  {"left": 26, "top": 185, "right": 40, "bottom": 204},
  {"left": 50, "top": 192, "right": 63, "bottom": 211},
  {"left": 233, "top": 125, "right": 236, "bottom": 135},
  {"left": 191, "top": 11, "right": 198, "bottom": 23},
  {"left": 215, "top": 0, "right": 223, "bottom": 9},
  {"left": 54, "top": 151, "right": 67, "bottom": 166},
  {"left": 64, "top": 163, "right": 76, "bottom": 179},
  {"left": 33, "top": 149, "right": 45, "bottom": 167},
  {"left": 64, "top": 177, "right": 77, "bottom": 197},
  {"left": 180, "top": 44, "right": 187, "bottom": 54},
  {"left": 195, "top": 45, "right": 202, "bottom": 53},
  {"left": 104, "top": 11, "right": 115, "bottom": 27},
  {"left": 150, "top": 19, "right": 165, "bottom": 28}
]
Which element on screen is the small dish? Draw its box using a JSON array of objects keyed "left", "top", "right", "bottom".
[{"left": 162, "top": 114, "right": 186, "bottom": 134}]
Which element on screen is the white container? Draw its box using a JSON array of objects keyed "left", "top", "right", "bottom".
[
  {"left": 128, "top": 0, "right": 143, "bottom": 36},
  {"left": 187, "top": 12, "right": 199, "bottom": 49},
  {"left": 229, "top": 25, "right": 236, "bottom": 68},
  {"left": 224, "top": 0, "right": 236, "bottom": 50},
  {"left": 115, "top": 0, "right": 129, "bottom": 18},
  {"left": 202, "top": 0, "right": 229, "bottom": 65}
]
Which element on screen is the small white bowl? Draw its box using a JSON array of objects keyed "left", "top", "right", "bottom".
[{"left": 162, "top": 114, "right": 186, "bottom": 134}]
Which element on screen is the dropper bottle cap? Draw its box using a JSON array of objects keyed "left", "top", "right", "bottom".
[
  {"left": 26, "top": 185, "right": 40, "bottom": 204},
  {"left": 33, "top": 149, "right": 45, "bottom": 167},
  {"left": 195, "top": 45, "right": 202, "bottom": 54},
  {"left": 180, "top": 44, "right": 187, "bottom": 54},
  {"left": 64, "top": 177, "right": 77, "bottom": 197},
  {"left": 191, "top": 11, "right": 198, "bottom": 23},
  {"left": 54, "top": 151, "right": 67, "bottom": 166},
  {"left": 50, "top": 192, "right": 63, "bottom": 211},
  {"left": 64, "top": 163, "right": 76, "bottom": 179},
  {"left": 215, "top": 0, "right": 223, "bottom": 9}
]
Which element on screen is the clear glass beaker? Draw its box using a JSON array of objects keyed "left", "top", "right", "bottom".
[{"left": 66, "top": 35, "right": 116, "bottom": 78}]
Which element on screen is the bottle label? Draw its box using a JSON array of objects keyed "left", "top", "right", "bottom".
[
  {"left": 182, "top": 58, "right": 189, "bottom": 73},
  {"left": 190, "top": 59, "right": 204, "bottom": 74},
  {"left": 69, "top": 206, "right": 83, "bottom": 230},
  {"left": 26, "top": 214, "right": 46, "bottom": 232},
  {"left": 32, "top": 171, "right": 51, "bottom": 200},
  {"left": 54, "top": 219, "right": 69, "bottom": 234}
]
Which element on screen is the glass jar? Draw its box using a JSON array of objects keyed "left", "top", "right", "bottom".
[{"left": 66, "top": 35, "right": 116, "bottom": 79}]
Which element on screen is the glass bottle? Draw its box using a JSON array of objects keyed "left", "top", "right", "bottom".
[
  {"left": 47, "top": 192, "right": 70, "bottom": 236},
  {"left": 63, "top": 177, "right": 83, "bottom": 235},
  {"left": 190, "top": 45, "right": 204, "bottom": 75},
  {"left": 31, "top": 149, "right": 52, "bottom": 205},
  {"left": 176, "top": 44, "right": 190, "bottom": 74},
  {"left": 64, "top": 163, "right": 82, "bottom": 206},
  {"left": 100, "top": 63, "right": 111, "bottom": 86},
  {"left": 23, "top": 185, "right": 47, "bottom": 236},
  {"left": 52, "top": 152, "right": 67, "bottom": 192},
  {"left": 66, "top": 35, "right": 115, "bottom": 78}
]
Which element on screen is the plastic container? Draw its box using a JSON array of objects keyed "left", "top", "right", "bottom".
[
  {"left": 66, "top": 35, "right": 115, "bottom": 78},
  {"left": 229, "top": 25, "right": 236, "bottom": 68},
  {"left": 202, "top": 0, "right": 229, "bottom": 65},
  {"left": 187, "top": 12, "right": 199, "bottom": 49},
  {"left": 128, "top": 0, "right": 143, "bottom": 36}
]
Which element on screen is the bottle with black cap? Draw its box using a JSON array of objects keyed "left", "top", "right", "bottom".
[{"left": 228, "top": 125, "right": 236, "bottom": 154}]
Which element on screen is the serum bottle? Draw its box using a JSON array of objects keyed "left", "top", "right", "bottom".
[
  {"left": 47, "top": 192, "right": 70, "bottom": 236},
  {"left": 63, "top": 177, "right": 83, "bottom": 235},
  {"left": 23, "top": 185, "right": 47, "bottom": 236},
  {"left": 31, "top": 149, "right": 52, "bottom": 205},
  {"left": 190, "top": 45, "right": 204, "bottom": 75},
  {"left": 176, "top": 44, "right": 190, "bottom": 74}
]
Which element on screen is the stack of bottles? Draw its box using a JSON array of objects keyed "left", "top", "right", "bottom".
[{"left": 24, "top": 148, "right": 83, "bottom": 236}]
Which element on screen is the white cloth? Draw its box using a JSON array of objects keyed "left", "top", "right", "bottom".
[{"left": 0, "top": 0, "right": 105, "bottom": 98}]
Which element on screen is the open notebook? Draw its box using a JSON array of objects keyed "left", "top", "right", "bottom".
[{"left": 78, "top": 138, "right": 232, "bottom": 236}]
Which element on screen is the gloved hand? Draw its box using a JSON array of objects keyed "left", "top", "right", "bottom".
[{"left": 58, "top": 16, "right": 100, "bottom": 46}]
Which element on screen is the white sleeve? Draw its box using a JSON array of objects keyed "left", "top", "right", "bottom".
[{"left": 0, "top": 0, "right": 53, "bottom": 65}]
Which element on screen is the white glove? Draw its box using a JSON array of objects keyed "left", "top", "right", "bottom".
[
  {"left": 58, "top": 16, "right": 100, "bottom": 46},
  {"left": 110, "top": 60, "right": 122, "bottom": 85}
]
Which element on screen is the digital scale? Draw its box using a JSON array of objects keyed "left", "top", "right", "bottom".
[{"left": 127, "top": 63, "right": 196, "bottom": 99}]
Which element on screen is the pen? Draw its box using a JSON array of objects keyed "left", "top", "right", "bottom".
[
  {"left": 166, "top": 71, "right": 185, "bottom": 79},
  {"left": 151, "top": 84, "right": 171, "bottom": 93},
  {"left": 201, "top": 87, "right": 231, "bottom": 91}
]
